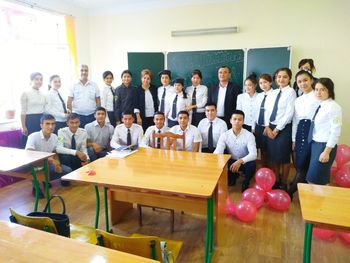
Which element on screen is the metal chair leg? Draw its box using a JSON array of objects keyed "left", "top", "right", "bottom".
[{"left": 137, "top": 204, "right": 143, "bottom": 226}]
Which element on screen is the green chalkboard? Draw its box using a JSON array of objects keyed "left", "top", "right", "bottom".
[
  {"left": 127, "top": 52, "right": 165, "bottom": 87},
  {"left": 167, "top": 49, "right": 244, "bottom": 89}
]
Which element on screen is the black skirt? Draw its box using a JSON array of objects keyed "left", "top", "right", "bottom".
[
  {"left": 295, "top": 119, "right": 312, "bottom": 171},
  {"left": 255, "top": 124, "right": 267, "bottom": 151},
  {"left": 267, "top": 123, "right": 292, "bottom": 164}
]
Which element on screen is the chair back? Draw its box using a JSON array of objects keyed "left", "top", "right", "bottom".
[{"left": 152, "top": 132, "right": 185, "bottom": 151}]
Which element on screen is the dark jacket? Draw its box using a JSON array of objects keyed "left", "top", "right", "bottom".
[
  {"left": 114, "top": 84, "right": 137, "bottom": 122},
  {"left": 135, "top": 84, "right": 158, "bottom": 119}
]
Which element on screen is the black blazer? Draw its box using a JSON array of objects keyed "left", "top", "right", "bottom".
[{"left": 135, "top": 84, "right": 158, "bottom": 119}]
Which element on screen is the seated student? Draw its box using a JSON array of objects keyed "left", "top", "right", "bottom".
[
  {"left": 84, "top": 107, "right": 114, "bottom": 161},
  {"left": 25, "top": 114, "right": 72, "bottom": 197},
  {"left": 214, "top": 110, "right": 257, "bottom": 192},
  {"left": 169, "top": 111, "right": 202, "bottom": 152},
  {"left": 57, "top": 113, "right": 89, "bottom": 171},
  {"left": 198, "top": 102, "right": 228, "bottom": 153},
  {"left": 110, "top": 111, "right": 143, "bottom": 149},
  {"left": 140, "top": 111, "right": 169, "bottom": 148}
]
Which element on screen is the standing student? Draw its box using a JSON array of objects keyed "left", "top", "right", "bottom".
[
  {"left": 306, "top": 78, "right": 342, "bottom": 185},
  {"left": 165, "top": 78, "right": 190, "bottom": 128},
  {"left": 85, "top": 107, "right": 114, "bottom": 161},
  {"left": 140, "top": 112, "right": 169, "bottom": 148},
  {"left": 45, "top": 75, "right": 69, "bottom": 134},
  {"left": 198, "top": 102, "right": 228, "bottom": 153},
  {"left": 135, "top": 69, "right": 158, "bottom": 131},
  {"left": 57, "top": 113, "right": 89, "bottom": 171},
  {"left": 114, "top": 70, "right": 137, "bottom": 125},
  {"left": 214, "top": 110, "right": 257, "bottom": 192},
  {"left": 293, "top": 59, "right": 317, "bottom": 96},
  {"left": 67, "top": 64, "right": 101, "bottom": 128},
  {"left": 20, "top": 72, "right": 46, "bottom": 142},
  {"left": 100, "top": 71, "right": 116, "bottom": 127},
  {"left": 236, "top": 73, "right": 258, "bottom": 131},
  {"left": 264, "top": 68, "right": 296, "bottom": 190},
  {"left": 157, "top": 70, "right": 174, "bottom": 112},
  {"left": 253, "top": 74, "right": 273, "bottom": 166},
  {"left": 185, "top": 69, "right": 208, "bottom": 126},
  {"left": 208, "top": 65, "right": 241, "bottom": 128}
]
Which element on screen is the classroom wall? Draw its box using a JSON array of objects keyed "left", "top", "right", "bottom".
[{"left": 75, "top": 0, "right": 350, "bottom": 144}]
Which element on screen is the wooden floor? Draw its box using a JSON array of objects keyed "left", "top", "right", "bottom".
[{"left": 1, "top": 176, "right": 349, "bottom": 262}]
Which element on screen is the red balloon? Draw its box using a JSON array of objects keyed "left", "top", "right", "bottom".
[
  {"left": 339, "top": 231, "right": 350, "bottom": 245},
  {"left": 225, "top": 196, "right": 236, "bottom": 216},
  {"left": 255, "top": 168, "right": 276, "bottom": 192},
  {"left": 335, "top": 164, "right": 350, "bottom": 188},
  {"left": 253, "top": 183, "right": 266, "bottom": 193},
  {"left": 235, "top": 201, "right": 257, "bottom": 223},
  {"left": 335, "top": 144, "right": 350, "bottom": 168},
  {"left": 330, "top": 166, "right": 338, "bottom": 177},
  {"left": 266, "top": 190, "right": 291, "bottom": 211},
  {"left": 312, "top": 227, "right": 337, "bottom": 242},
  {"left": 241, "top": 188, "right": 265, "bottom": 209}
]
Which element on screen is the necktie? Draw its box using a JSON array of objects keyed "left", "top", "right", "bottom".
[
  {"left": 269, "top": 90, "right": 282, "bottom": 123},
  {"left": 71, "top": 134, "right": 76, "bottom": 150},
  {"left": 127, "top": 128, "right": 132, "bottom": 145},
  {"left": 171, "top": 94, "right": 178, "bottom": 119},
  {"left": 160, "top": 88, "right": 166, "bottom": 113},
  {"left": 57, "top": 92, "right": 67, "bottom": 114},
  {"left": 258, "top": 95, "right": 267, "bottom": 125},
  {"left": 307, "top": 105, "right": 321, "bottom": 143},
  {"left": 157, "top": 130, "right": 161, "bottom": 149},
  {"left": 208, "top": 121, "right": 214, "bottom": 151},
  {"left": 192, "top": 87, "right": 197, "bottom": 114},
  {"left": 110, "top": 87, "right": 116, "bottom": 110}
]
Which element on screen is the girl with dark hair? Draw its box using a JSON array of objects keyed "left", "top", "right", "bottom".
[
  {"left": 293, "top": 58, "right": 317, "bottom": 96},
  {"left": 101, "top": 70, "right": 116, "bottom": 126}
]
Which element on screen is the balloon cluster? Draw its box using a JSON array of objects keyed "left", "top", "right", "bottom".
[
  {"left": 333, "top": 144, "right": 350, "bottom": 188},
  {"left": 313, "top": 227, "right": 350, "bottom": 246},
  {"left": 225, "top": 168, "right": 291, "bottom": 223}
]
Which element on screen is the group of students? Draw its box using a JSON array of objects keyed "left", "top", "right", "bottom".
[{"left": 20, "top": 60, "right": 342, "bottom": 199}]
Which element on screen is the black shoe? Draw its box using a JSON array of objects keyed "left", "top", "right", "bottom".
[
  {"left": 228, "top": 174, "right": 237, "bottom": 186},
  {"left": 42, "top": 182, "right": 52, "bottom": 189},
  {"left": 60, "top": 180, "right": 70, "bottom": 187},
  {"left": 32, "top": 187, "right": 44, "bottom": 199},
  {"left": 279, "top": 182, "right": 288, "bottom": 192},
  {"left": 241, "top": 182, "right": 250, "bottom": 193},
  {"left": 272, "top": 181, "right": 281, "bottom": 189}
]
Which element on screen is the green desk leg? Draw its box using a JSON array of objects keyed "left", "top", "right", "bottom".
[
  {"left": 303, "top": 223, "right": 313, "bottom": 263},
  {"left": 43, "top": 160, "right": 51, "bottom": 212},
  {"left": 31, "top": 166, "right": 39, "bottom": 212},
  {"left": 204, "top": 195, "right": 214, "bottom": 263},
  {"left": 103, "top": 187, "right": 112, "bottom": 233},
  {"left": 94, "top": 185, "right": 100, "bottom": 229}
]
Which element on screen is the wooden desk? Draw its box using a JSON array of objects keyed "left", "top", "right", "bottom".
[
  {"left": 298, "top": 183, "right": 350, "bottom": 263},
  {"left": 62, "top": 147, "right": 230, "bottom": 263},
  {"left": 0, "top": 220, "right": 156, "bottom": 262},
  {"left": 0, "top": 146, "right": 54, "bottom": 212}
]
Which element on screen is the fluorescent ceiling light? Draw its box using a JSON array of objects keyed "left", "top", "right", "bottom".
[{"left": 171, "top": 27, "right": 238, "bottom": 37}]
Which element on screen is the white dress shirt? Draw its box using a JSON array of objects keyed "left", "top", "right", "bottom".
[
  {"left": 312, "top": 98, "right": 342, "bottom": 148},
  {"left": 236, "top": 92, "right": 258, "bottom": 127},
  {"left": 264, "top": 86, "right": 296, "bottom": 130},
  {"left": 292, "top": 91, "right": 320, "bottom": 142},
  {"left": 110, "top": 123, "right": 144, "bottom": 149},
  {"left": 101, "top": 85, "right": 115, "bottom": 112},
  {"left": 69, "top": 80, "right": 100, "bottom": 115},
  {"left": 135, "top": 89, "right": 155, "bottom": 117},
  {"left": 169, "top": 125, "right": 202, "bottom": 152},
  {"left": 216, "top": 85, "right": 227, "bottom": 117},
  {"left": 197, "top": 117, "right": 228, "bottom": 148},
  {"left": 25, "top": 130, "right": 57, "bottom": 152},
  {"left": 186, "top": 85, "right": 208, "bottom": 113},
  {"left": 84, "top": 120, "right": 114, "bottom": 149},
  {"left": 157, "top": 85, "right": 174, "bottom": 111},
  {"left": 57, "top": 127, "right": 89, "bottom": 158},
  {"left": 140, "top": 125, "right": 170, "bottom": 148},
  {"left": 165, "top": 92, "right": 191, "bottom": 122},
  {"left": 45, "top": 89, "right": 67, "bottom": 122},
  {"left": 214, "top": 128, "right": 257, "bottom": 163},
  {"left": 20, "top": 88, "right": 46, "bottom": 114},
  {"left": 253, "top": 89, "right": 273, "bottom": 130}
]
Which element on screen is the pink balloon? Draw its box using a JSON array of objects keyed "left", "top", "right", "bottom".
[
  {"left": 330, "top": 166, "right": 338, "bottom": 177},
  {"left": 255, "top": 168, "right": 276, "bottom": 192},
  {"left": 313, "top": 227, "right": 337, "bottom": 242},
  {"left": 339, "top": 231, "right": 350, "bottom": 245},
  {"left": 235, "top": 201, "right": 257, "bottom": 223},
  {"left": 335, "top": 144, "right": 350, "bottom": 168},
  {"left": 225, "top": 196, "right": 236, "bottom": 216},
  {"left": 266, "top": 190, "right": 291, "bottom": 211},
  {"left": 335, "top": 164, "right": 350, "bottom": 188},
  {"left": 253, "top": 183, "right": 266, "bottom": 193},
  {"left": 241, "top": 188, "right": 265, "bottom": 209}
]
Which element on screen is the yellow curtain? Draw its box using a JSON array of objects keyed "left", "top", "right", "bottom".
[{"left": 64, "top": 16, "right": 78, "bottom": 77}]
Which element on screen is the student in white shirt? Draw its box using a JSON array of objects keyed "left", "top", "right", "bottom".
[
  {"left": 198, "top": 102, "right": 227, "bottom": 153},
  {"left": 306, "top": 78, "right": 342, "bottom": 185},
  {"left": 185, "top": 69, "right": 208, "bottom": 126},
  {"left": 264, "top": 68, "right": 296, "bottom": 191},
  {"left": 45, "top": 75, "right": 69, "bottom": 134},
  {"left": 100, "top": 71, "right": 116, "bottom": 127},
  {"left": 110, "top": 111, "right": 143, "bottom": 149},
  {"left": 157, "top": 70, "right": 174, "bottom": 113},
  {"left": 214, "top": 110, "right": 257, "bottom": 192},
  {"left": 292, "top": 59, "right": 318, "bottom": 97},
  {"left": 67, "top": 64, "right": 101, "bottom": 128},
  {"left": 169, "top": 111, "right": 202, "bottom": 152},
  {"left": 140, "top": 111, "right": 169, "bottom": 148},
  {"left": 236, "top": 73, "right": 258, "bottom": 131},
  {"left": 57, "top": 113, "right": 89, "bottom": 171},
  {"left": 165, "top": 78, "right": 190, "bottom": 127}
]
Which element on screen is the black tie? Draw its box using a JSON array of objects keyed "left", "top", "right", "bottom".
[
  {"left": 171, "top": 95, "right": 178, "bottom": 119},
  {"left": 71, "top": 134, "right": 76, "bottom": 150},
  {"left": 160, "top": 88, "right": 166, "bottom": 113},
  {"left": 307, "top": 105, "right": 321, "bottom": 143},
  {"left": 192, "top": 87, "right": 197, "bottom": 114},
  {"left": 157, "top": 130, "right": 161, "bottom": 149},
  {"left": 57, "top": 91, "right": 67, "bottom": 114},
  {"left": 127, "top": 128, "right": 132, "bottom": 146},
  {"left": 208, "top": 121, "right": 214, "bottom": 151},
  {"left": 110, "top": 87, "right": 116, "bottom": 110},
  {"left": 269, "top": 90, "right": 282, "bottom": 123},
  {"left": 258, "top": 95, "right": 267, "bottom": 125}
]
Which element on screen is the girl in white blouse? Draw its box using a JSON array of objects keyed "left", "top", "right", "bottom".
[{"left": 100, "top": 71, "right": 116, "bottom": 126}]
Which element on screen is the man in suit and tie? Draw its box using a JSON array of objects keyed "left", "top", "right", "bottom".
[{"left": 208, "top": 65, "right": 242, "bottom": 127}]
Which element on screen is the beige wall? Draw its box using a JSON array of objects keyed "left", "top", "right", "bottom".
[{"left": 75, "top": 0, "right": 350, "bottom": 144}]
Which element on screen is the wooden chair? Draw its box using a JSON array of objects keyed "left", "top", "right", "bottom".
[
  {"left": 139, "top": 131, "right": 186, "bottom": 233},
  {"left": 96, "top": 229, "right": 182, "bottom": 262},
  {"left": 9, "top": 208, "right": 97, "bottom": 244}
]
